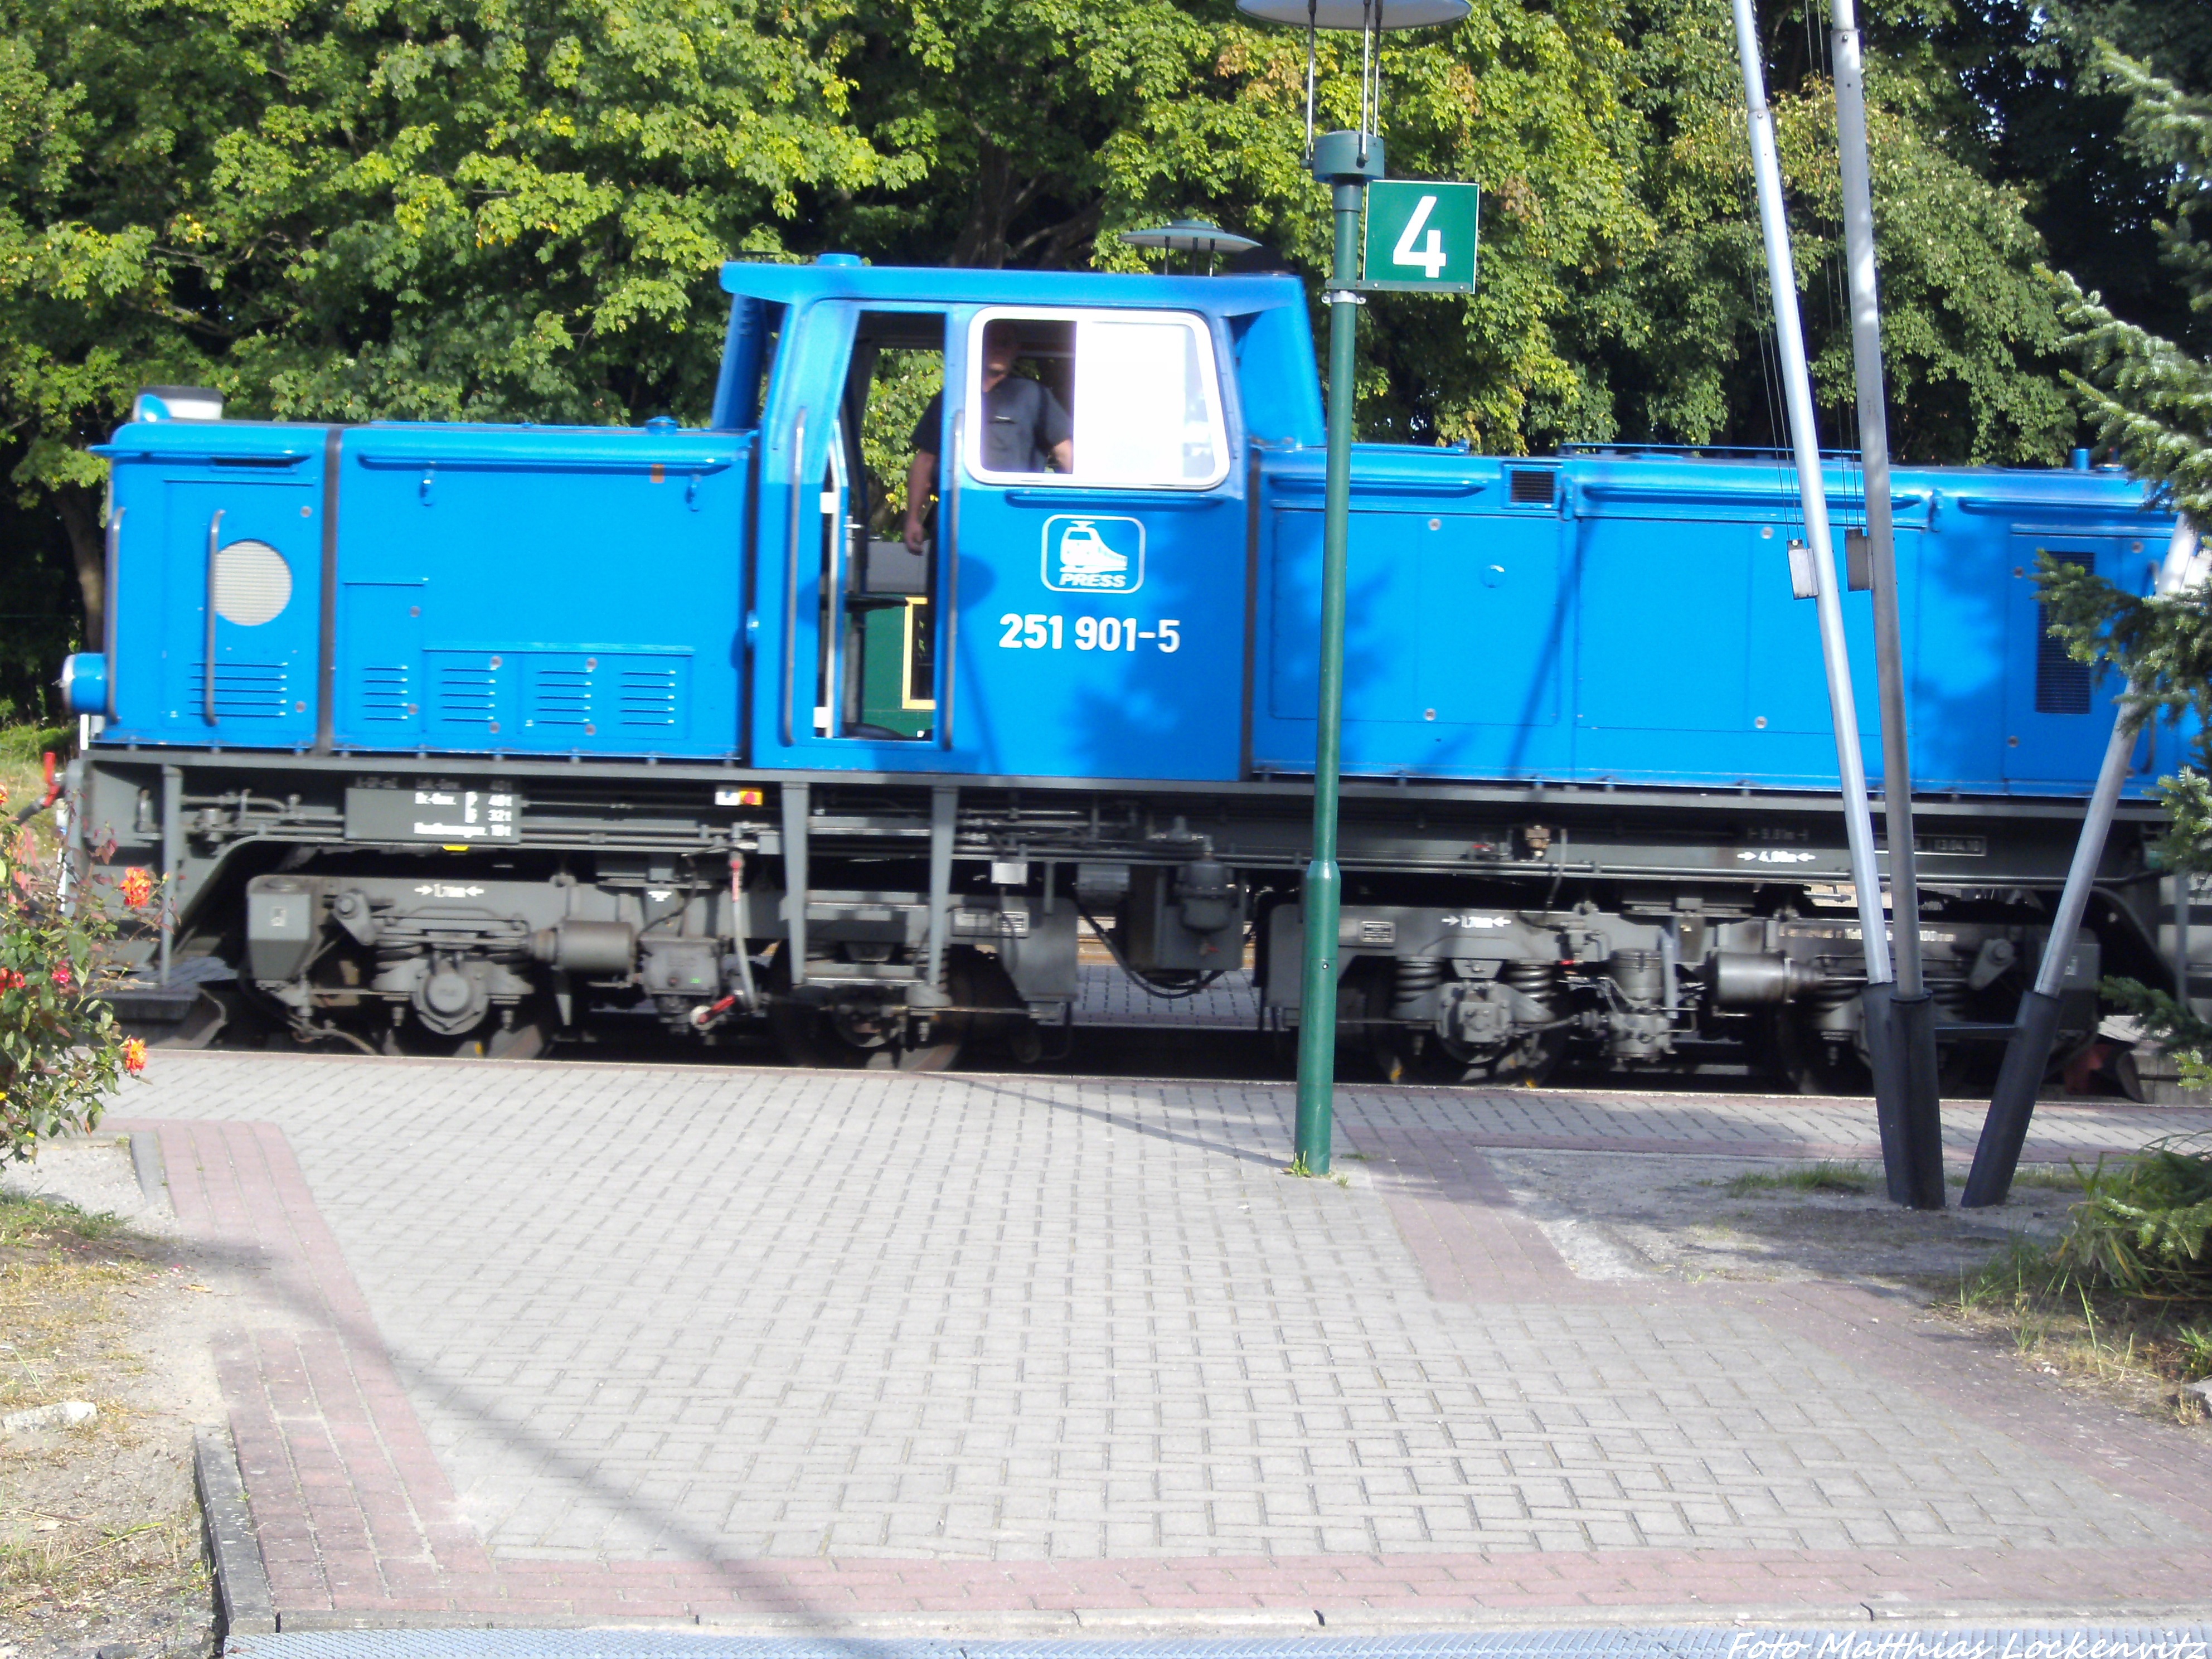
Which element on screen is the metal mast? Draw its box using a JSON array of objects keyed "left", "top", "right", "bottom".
[
  {"left": 1831, "top": 0, "right": 1944, "bottom": 1207},
  {"left": 1732, "top": 0, "right": 1917, "bottom": 1191}
]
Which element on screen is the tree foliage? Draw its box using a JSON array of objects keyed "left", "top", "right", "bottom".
[
  {"left": 0, "top": 0, "right": 2153, "bottom": 646},
  {"left": 0, "top": 0, "right": 905, "bottom": 630},
  {"left": 2032, "top": 41, "right": 2211, "bottom": 1075}
]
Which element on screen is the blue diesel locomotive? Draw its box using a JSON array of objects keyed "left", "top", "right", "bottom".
[{"left": 60, "top": 258, "right": 2181, "bottom": 1083}]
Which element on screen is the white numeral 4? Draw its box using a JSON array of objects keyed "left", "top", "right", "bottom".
[{"left": 1393, "top": 194, "right": 1447, "bottom": 280}]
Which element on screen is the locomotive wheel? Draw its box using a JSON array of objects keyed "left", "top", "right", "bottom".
[
  {"left": 486, "top": 999, "right": 556, "bottom": 1061},
  {"left": 1451, "top": 1028, "right": 1568, "bottom": 1088},
  {"left": 959, "top": 950, "right": 1044, "bottom": 1064},
  {"left": 380, "top": 1021, "right": 494, "bottom": 1059},
  {"left": 1767, "top": 1011, "right": 1871, "bottom": 1097},
  {"left": 767, "top": 944, "right": 977, "bottom": 1071},
  {"left": 1376, "top": 1025, "right": 1567, "bottom": 1087},
  {"left": 1360, "top": 962, "right": 1566, "bottom": 1087}
]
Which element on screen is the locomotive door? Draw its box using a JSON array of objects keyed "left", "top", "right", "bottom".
[
  {"left": 2003, "top": 531, "right": 2141, "bottom": 786},
  {"left": 945, "top": 305, "right": 1245, "bottom": 781},
  {"left": 162, "top": 478, "right": 320, "bottom": 746},
  {"left": 759, "top": 305, "right": 958, "bottom": 770}
]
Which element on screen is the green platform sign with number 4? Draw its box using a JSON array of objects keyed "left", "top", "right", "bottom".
[{"left": 1361, "top": 180, "right": 1480, "bottom": 293}]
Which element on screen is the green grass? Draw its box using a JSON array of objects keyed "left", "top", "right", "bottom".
[
  {"left": 1, "top": 722, "right": 70, "bottom": 856},
  {"left": 0, "top": 1189, "right": 128, "bottom": 1250},
  {"left": 1954, "top": 1232, "right": 2063, "bottom": 1312},
  {"left": 1723, "top": 1161, "right": 1878, "bottom": 1197},
  {"left": 1944, "top": 1163, "right": 2089, "bottom": 1191},
  {"left": 1946, "top": 1221, "right": 2212, "bottom": 1418}
]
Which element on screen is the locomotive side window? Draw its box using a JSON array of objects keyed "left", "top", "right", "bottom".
[{"left": 960, "top": 308, "right": 1228, "bottom": 491}]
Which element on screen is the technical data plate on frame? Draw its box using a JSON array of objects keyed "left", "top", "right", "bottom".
[
  {"left": 344, "top": 784, "right": 520, "bottom": 845},
  {"left": 1360, "top": 178, "right": 1481, "bottom": 293}
]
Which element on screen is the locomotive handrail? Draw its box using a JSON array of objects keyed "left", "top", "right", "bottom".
[
  {"left": 102, "top": 507, "right": 123, "bottom": 721},
  {"left": 352, "top": 450, "right": 740, "bottom": 475},
  {"left": 1267, "top": 476, "right": 1487, "bottom": 499},
  {"left": 1943, "top": 491, "right": 2164, "bottom": 517},
  {"left": 943, "top": 412, "right": 962, "bottom": 748},
  {"left": 203, "top": 508, "right": 224, "bottom": 726},
  {"left": 781, "top": 408, "right": 807, "bottom": 747},
  {"left": 90, "top": 444, "right": 312, "bottom": 467},
  {"left": 1574, "top": 481, "right": 1930, "bottom": 511}
]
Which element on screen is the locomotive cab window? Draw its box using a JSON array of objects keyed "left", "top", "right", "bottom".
[{"left": 959, "top": 308, "right": 1229, "bottom": 491}]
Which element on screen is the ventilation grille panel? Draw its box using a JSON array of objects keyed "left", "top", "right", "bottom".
[
  {"left": 359, "top": 666, "right": 411, "bottom": 722},
  {"left": 436, "top": 661, "right": 498, "bottom": 726},
  {"left": 2035, "top": 553, "right": 2093, "bottom": 715},
  {"left": 528, "top": 666, "right": 592, "bottom": 727},
  {"left": 189, "top": 663, "right": 288, "bottom": 719},
  {"left": 617, "top": 664, "right": 681, "bottom": 727},
  {"left": 1508, "top": 469, "right": 1556, "bottom": 506}
]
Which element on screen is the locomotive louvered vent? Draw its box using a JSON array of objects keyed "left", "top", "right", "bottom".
[
  {"left": 359, "top": 665, "right": 411, "bottom": 722},
  {"left": 190, "top": 663, "right": 287, "bottom": 719},
  {"left": 212, "top": 539, "right": 292, "bottom": 627},
  {"left": 2035, "top": 553, "right": 2093, "bottom": 715},
  {"left": 1508, "top": 469, "right": 1556, "bottom": 506},
  {"left": 618, "top": 664, "right": 681, "bottom": 727},
  {"left": 437, "top": 661, "right": 498, "bottom": 725},
  {"left": 529, "top": 664, "right": 591, "bottom": 727}
]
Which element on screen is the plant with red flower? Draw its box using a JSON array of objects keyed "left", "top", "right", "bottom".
[{"left": 2, "top": 778, "right": 137, "bottom": 1163}]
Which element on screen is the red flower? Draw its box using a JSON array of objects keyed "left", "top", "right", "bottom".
[
  {"left": 51, "top": 964, "right": 71, "bottom": 989},
  {"left": 119, "top": 867, "right": 154, "bottom": 909},
  {"left": 122, "top": 1037, "right": 147, "bottom": 1075}
]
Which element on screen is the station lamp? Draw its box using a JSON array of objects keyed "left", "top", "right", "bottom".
[
  {"left": 1235, "top": 0, "right": 1469, "bottom": 1176},
  {"left": 1120, "top": 218, "right": 1261, "bottom": 275}
]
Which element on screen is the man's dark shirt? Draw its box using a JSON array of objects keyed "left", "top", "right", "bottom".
[{"left": 914, "top": 376, "right": 1072, "bottom": 474}]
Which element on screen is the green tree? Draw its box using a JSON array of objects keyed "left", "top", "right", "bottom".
[
  {"left": 2036, "top": 45, "right": 2211, "bottom": 1071},
  {"left": 0, "top": 0, "right": 905, "bottom": 636},
  {"left": 1936, "top": 0, "right": 2210, "bottom": 363}
]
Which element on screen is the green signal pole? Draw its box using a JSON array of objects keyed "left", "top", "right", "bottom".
[{"left": 1295, "top": 130, "right": 1386, "bottom": 1176}]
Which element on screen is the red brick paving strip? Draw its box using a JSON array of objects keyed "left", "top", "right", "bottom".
[
  {"left": 1344, "top": 1124, "right": 1621, "bottom": 1304},
  {"left": 111, "top": 1114, "right": 2212, "bottom": 1626}
]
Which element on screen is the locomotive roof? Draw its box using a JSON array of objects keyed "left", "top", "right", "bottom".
[{"left": 719, "top": 258, "right": 1309, "bottom": 317}]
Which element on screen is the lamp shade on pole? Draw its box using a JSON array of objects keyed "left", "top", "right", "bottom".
[
  {"left": 1119, "top": 219, "right": 1262, "bottom": 256},
  {"left": 1235, "top": 0, "right": 1468, "bottom": 26}
]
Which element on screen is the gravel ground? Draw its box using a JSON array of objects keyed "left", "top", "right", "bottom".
[
  {"left": 1, "top": 1137, "right": 224, "bottom": 1659},
  {"left": 1485, "top": 1148, "right": 2084, "bottom": 1289}
]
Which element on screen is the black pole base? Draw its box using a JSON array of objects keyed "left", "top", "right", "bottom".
[
  {"left": 1896, "top": 990, "right": 1945, "bottom": 1209},
  {"left": 1962, "top": 988, "right": 2065, "bottom": 1209},
  {"left": 1863, "top": 985, "right": 1945, "bottom": 1208}
]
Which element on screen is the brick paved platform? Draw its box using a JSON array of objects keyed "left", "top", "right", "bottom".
[{"left": 107, "top": 1054, "right": 2212, "bottom": 1631}]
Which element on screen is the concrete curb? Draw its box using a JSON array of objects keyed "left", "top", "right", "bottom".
[
  {"left": 259, "top": 1601, "right": 2212, "bottom": 1638},
  {"left": 196, "top": 1423, "right": 277, "bottom": 1639},
  {"left": 130, "top": 1129, "right": 169, "bottom": 1207}
]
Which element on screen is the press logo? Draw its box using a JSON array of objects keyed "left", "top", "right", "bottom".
[{"left": 1042, "top": 515, "right": 1144, "bottom": 594}]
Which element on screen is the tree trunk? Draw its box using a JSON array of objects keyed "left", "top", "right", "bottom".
[
  {"left": 951, "top": 140, "right": 1017, "bottom": 269},
  {"left": 53, "top": 486, "right": 103, "bottom": 648}
]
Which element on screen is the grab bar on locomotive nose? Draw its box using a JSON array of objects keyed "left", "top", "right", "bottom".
[
  {"left": 942, "top": 410, "right": 962, "bottom": 748},
  {"left": 203, "top": 507, "right": 224, "bottom": 725},
  {"left": 781, "top": 408, "right": 806, "bottom": 747}
]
